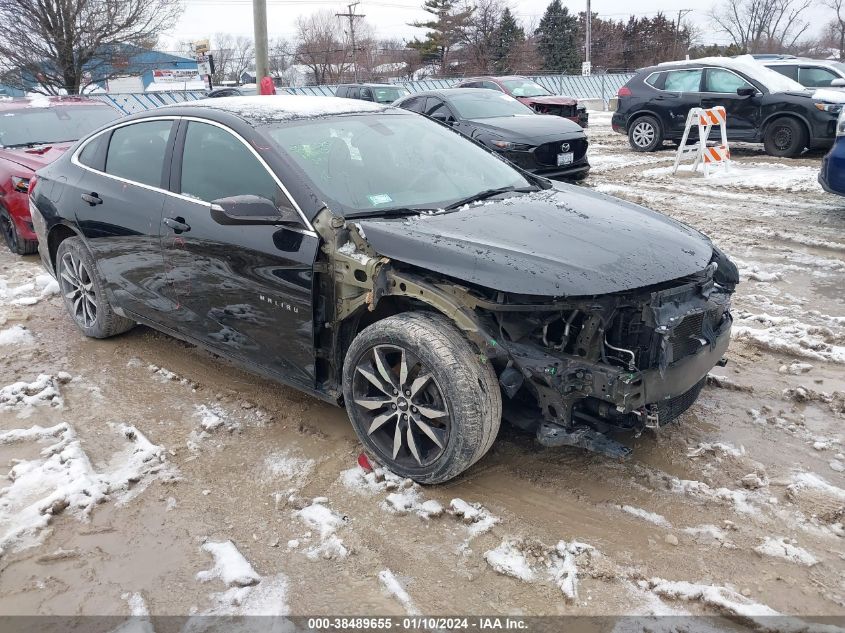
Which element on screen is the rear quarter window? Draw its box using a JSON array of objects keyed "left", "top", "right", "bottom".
[
  {"left": 644, "top": 72, "right": 664, "bottom": 89},
  {"left": 105, "top": 120, "right": 173, "bottom": 188}
]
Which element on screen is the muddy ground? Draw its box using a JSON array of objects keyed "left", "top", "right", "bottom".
[{"left": 0, "top": 111, "right": 844, "bottom": 628}]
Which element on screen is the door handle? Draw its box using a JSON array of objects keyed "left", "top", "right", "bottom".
[
  {"left": 163, "top": 217, "right": 190, "bottom": 233},
  {"left": 81, "top": 192, "right": 102, "bottom": 206}
]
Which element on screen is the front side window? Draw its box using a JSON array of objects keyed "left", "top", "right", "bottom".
[
  {"left": 0, "top": 104, "right": 119, "bottom": 148},
  {"left": 361, "top": 88, "right": 374, "bottom": 101},
  {"left": 705, "top": 68, "right": 754, "bottom": 93},
  {"left": 180, "top": 121, "right": 288, "bottom": 210},
  {"left": 664, "top": 69, "right": 702, "bottom": 92},
  {"left": 799, "top": 66, "right": 839, "bottom": 87},
  {"left": 500, "top": 79, "right": 551, "bottom": 97},
  {"left": 425, "top": 99, "right": 454, "bottom": 119},
  {"left": 769, "top": 65, "right": 798, "bottom": 80},
  {"left": 372, "top": 87, "right": 409, "bottom": 103},
  {"left": 105, "top": 120, "right": 173, "bottom": 188},
  {"left": 445, "top": 92, "right": 534, "bottom": 119},
  {"left": 263, "top": 113, "right": 531, "bottom": 215},
  {"left": 399, "top": 96, "right": 425, "bottom": 113}
]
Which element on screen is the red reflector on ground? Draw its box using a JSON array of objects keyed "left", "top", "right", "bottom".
[{"left": 357, "top": 453, "right": 373, "bottom": 472}]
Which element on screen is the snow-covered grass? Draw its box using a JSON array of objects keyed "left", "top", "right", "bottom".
[{"left": 0, "top": 422, "right": 170, "bottom": 555}]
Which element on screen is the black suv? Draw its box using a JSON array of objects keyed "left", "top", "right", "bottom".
[
  {"left": 31, "top": 96, "right": 735, "bottom": 483},
  {"left": 612, "top": 58, "right": 841, "bottom": 157},
  {"left": 335, "top": 83, "right": 410, "bottom": 104}
]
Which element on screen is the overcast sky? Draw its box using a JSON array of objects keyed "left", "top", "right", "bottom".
[{"left": 161, "top": 0, "right": 831, "bottom": 57}]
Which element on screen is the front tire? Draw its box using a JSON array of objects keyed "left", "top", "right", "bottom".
[
  {"left": 628, "top": 115, "right": 663, "bottom": 152},
  {"left": 0, "top": 207, "right": 37, "bottom": 255},
  {"left": 56, "top": 237, "right": 134, "bottom": 339},
  {"left": 342, "top": 312, "right": 501, "bottom": 484},
  {"left": 763, "top": 117, "right": 808, "bottom": 158}
]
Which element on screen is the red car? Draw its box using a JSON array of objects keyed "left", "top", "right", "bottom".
[
  {"left": 455, "top": 76, "right": 588, "bottom": 127},
  {"left": 0, "top": 96, "right": 120, "bottom": 254}
]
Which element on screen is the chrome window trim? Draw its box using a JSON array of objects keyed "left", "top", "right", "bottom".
[{"left": 70, "top": 115, "right": 317, "bottom": 238}]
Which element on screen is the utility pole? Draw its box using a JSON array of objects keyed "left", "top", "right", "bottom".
[
  {"left": 583, "top": 0, "right": 591, "bottom": 75},
  {"left": 253, "top": 0, "right": 269, "bottom": 88},
  {"left": 675, "top": 9, "right": 692, "bottom": 60},
  {"left": 337, "top": 2, "right": 365, "bottom": 82}
]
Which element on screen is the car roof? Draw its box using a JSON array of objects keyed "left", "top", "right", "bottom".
[
  {"left": 156, "top": 95, "right": 391, "bottom": 124},
  {"left": 339, "top": 83, "right": 403, "bottom": 88},
  {"left": 764, "top": 58, "right": 841, "bottom": 67},
  {"left": 0, "top": 95, "right": 111, "bottom": 112},
  {"left": 401, "top": 87, "right": 498, "bottom": 99}
]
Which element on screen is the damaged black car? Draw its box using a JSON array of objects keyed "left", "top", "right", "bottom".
[{"left": 30, "top": 96, "right": 738, "bottom": 484}]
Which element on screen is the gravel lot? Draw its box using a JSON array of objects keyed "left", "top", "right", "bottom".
[{"left": 0, "top": 111, "right": 843, "bottom": 626}]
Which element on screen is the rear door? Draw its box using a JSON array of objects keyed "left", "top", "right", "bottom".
[
  {"left": 159, "top": 118, "right": 319, "bottom": 386},
  {"left": 699, "top": 67, "right": 761, "bottom": 140},
  {"left": 71, "top": 117, "right": 177, "bottom": 319},
  {"left": 659, "top": 68, "right": 704, "bottom": 137}
]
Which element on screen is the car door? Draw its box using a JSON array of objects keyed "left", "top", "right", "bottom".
[
  {"left": 159, "top": 118, "right": 318, "bottom": 387},
  {"left": 71, "top": 118, "right": 177, "bottom": 319},
  {"left": 658, "top": 69, "right": 704, "bottom": 137},
  {"left": 699, "top": 67, "right": 761, "bottom": 140}
]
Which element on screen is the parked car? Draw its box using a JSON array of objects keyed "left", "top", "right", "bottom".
[
  {"left": 764, "top": 58, "right": 845, "bottom": 89},
  {"left": 456, "top": 76, "right": 588, "bottom": 127},
  {"left": 0, "top": 96, "right": 120, "bottom": 255},
  {"left": 820, "top": 108, "right": 845, "bottom": 195},
  {"left": 395, "top": 88, "right": 589, "bottom": 180},
  {"left": 208, "top": 85, "right": 258, "bottom": 97},
  {"left": 612, "top": 56, "right": 843, "bottom": 157},
  {"left": 31, "top": 95, "right": 736, "bottom": 483},
  {"left": 335, "top": 83, "right": 410, "bottom": 104}
]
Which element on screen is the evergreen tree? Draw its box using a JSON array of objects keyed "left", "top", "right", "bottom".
[
  {"left": 493, "top": 8, "right": 525, "bottom": 73},
  {"left": 535, "top": 0, "right": 580, "bottom": 72},
  {"left": 408, "top": 0, "right": 473, "bottom": 74}
]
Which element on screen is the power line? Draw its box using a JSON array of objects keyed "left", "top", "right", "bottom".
[{"left": 336, "top": 1, "right": 365, "bottom": 81}]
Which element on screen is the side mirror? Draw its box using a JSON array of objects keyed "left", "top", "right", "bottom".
[
  {"left": 831, "top": 78, "right": 845, "bottom": 87},
  {"left": 736, "top": 87, "right": 758, "bottom": 97},
  {"left": 210, "top": 195, "right": 299, "bottom": 226}
]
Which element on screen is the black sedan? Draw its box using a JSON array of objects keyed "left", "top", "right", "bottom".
[
  {"left": 612, "top": 57, "right": 842, "bottom": 157},
  {"left": 31, "top": 96, "right": 734, "bottom": 483},
  {"left": 395, "top": 88, "right": 589, "bottom": 180}
]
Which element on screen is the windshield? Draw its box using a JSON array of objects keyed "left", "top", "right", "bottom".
[
  {"left": 372, "top": 87, "right": 409, "bottom": 103},
  {"left": 501, "top": 79, "right": 551, "bottom": 97},
  {"left": 0, "top": 105, "right": 120, "bottom": 148},
  {"left": 447, "top": 92, "right": 535, "bottom": 119},
  {"left": 262, "top": 112, "right": 531, "bottom": 216}
]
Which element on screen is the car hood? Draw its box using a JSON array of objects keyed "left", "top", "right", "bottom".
[
  {"left": 517, "top": 95, "right": 578, "bottom": 106},
  {"left": 466, "top": 115, "right": 584, "bottom": 140},
  {"left": 357, "top": 184, "right": 714, "bottom": 297},
  {"left": 0, "top": 143, "right": 73, "bottom": 172}
]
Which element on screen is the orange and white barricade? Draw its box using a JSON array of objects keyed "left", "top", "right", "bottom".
[{"left": 672, "top": 106, "right": 730, "bottom": 176}]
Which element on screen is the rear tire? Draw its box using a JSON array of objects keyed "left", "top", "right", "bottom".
[
  {"left": 342, "top": 312, "right": 501, "bottom": 484},
  {"left": 0, "top": 207, "right": 37, "bottom": 255},
  {"left": 763, "top": 117, "right": 808, "bottom": 158},
  {"left": 56, "top": 237, "right": 134, "bottom": 339},
  {"left": 628, "top": 115, "right": 663, "bottom": 152}
]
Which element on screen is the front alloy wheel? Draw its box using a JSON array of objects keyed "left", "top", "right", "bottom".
[
  {"left": 352, "top": 344, "right": 450, "bottom": 469},
  {"left": 59, "top": 251, "right": 98, "bottom": 329},
  {"left": 342, "top": 312, "right": 502, "bottom": 484}
]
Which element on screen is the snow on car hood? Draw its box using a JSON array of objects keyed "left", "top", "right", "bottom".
[
  {"left": 357, "top": 184, "right": 714, "bottom": 297},
  {"left": 658, "top": 55, "right": 805, "bottom": 93}
]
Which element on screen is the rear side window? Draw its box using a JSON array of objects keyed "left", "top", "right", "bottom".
[
  {"left": 105, "top": 120, "right": 172, "bottom": 188},
  {"left": 769, "top": 65, "right": 798, "bottom": 80},
  {"left": 664, "top": 69, "right": 702, "bottom": 92},
  {"left": 348, "top": 87, "right": 360, "bottom": 99},
  {"left": 180, "top": 121, "right": 290, "bottom": 210},
  {"left": 336, "top": 86, "right": 348, "bottom": 97},
  {"left": 644, "top": 72, "right": 664, "bottom": 88},
  {"left": 799, "top": 66, "right": 838, "bottom": 87},
  {"left": 78, "top": 133, "right": 108, "bottom": 171},
  {"left": 704, "top": 68, "right": 754, "bottom": 93}
]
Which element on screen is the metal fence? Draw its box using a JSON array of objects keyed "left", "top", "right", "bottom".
[{"left": 88, "top": 73, "right": 634, "bottom": 113}]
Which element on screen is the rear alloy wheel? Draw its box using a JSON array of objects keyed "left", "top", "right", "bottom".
[
  {"left": 763, "top": 117, "right": 808, "bottom": 158},
  {"left": 0, "top": 208, "right": 37, "bottom": 255},
  {"left": 628, "top": 115, "right": 663, "bottom": 152},
  {"left": 56, "top": 237, "right": 134, "bottom": 339},
  {"left": 343, "top": 312, "right": 501, "bottom": 484}
]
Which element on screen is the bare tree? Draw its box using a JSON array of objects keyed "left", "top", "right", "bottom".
[
  {"left": 709, "top": 0, "right": 811, "bottom": 53},
  {"left": 294, "top": 10, "right": 350, "bottom": 85},
  {"left": 268, "top": 37, "right": 292, "bottom": 80},
  {"left": 459, "top": 0, "right": 505, "bottom": 73},
  {"left": 210, "top": 33, "right": 235, "bottom": 85},
  {"left": 825, "top": 0, "right": 845, "bottom": 60},
  {"left": 0, "top": 0, "right": 182, "bottom": 94},
  {"left": 229, "top": 36, "right": 255, "bottom": 82}
]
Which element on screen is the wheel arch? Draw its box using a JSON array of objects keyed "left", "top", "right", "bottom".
[
  {"left": 761, "top": 112, "right": 811, "bottom": 144},
  {"left": 625, "top": 109, "right": 666, "bottom": 133},
  {"left": 47, "top": 223, "right": 82, "bottom": 273}
]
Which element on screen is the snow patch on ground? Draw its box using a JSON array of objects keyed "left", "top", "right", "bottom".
[
  {"left": 449, "top": 498, "right": 499, "bottom": 538},
  {"left": 264, "top": 450, "right": 315, "bottom": 486},
  {"left": 0, "top": 422, "right": 171, "bottom": 555},
  {"left": 197, "top": 540, "right": 261, "bottom": 587},
  {"left": 0, "top": 266, "right": 59, "bottom": 309},
  {"left": 341, "top": 465, "right": 443, "bottom": 519},
  {"left": 733, "top": 312, "right": 845, "bottom": 364},
  {"left": 754, "top": 536, "right": 817, "bottom": 566},
  {"left": 0, "top": 324, "right": 35, "bottom": 346},
  {"left": 294, "top": 499, "right": 349, "bottom": 560},
  {"left": 620, "top": 505, "right": 672, "bottom": 528},
  {"left": 643, "top": 162, "right": 822, "bottom": 193},
  {"left": 0, "top": 373, "right": 66, "bottom": 416},
  {"left": 378, "top": 569, "right": 420, "bottom": 615}
]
